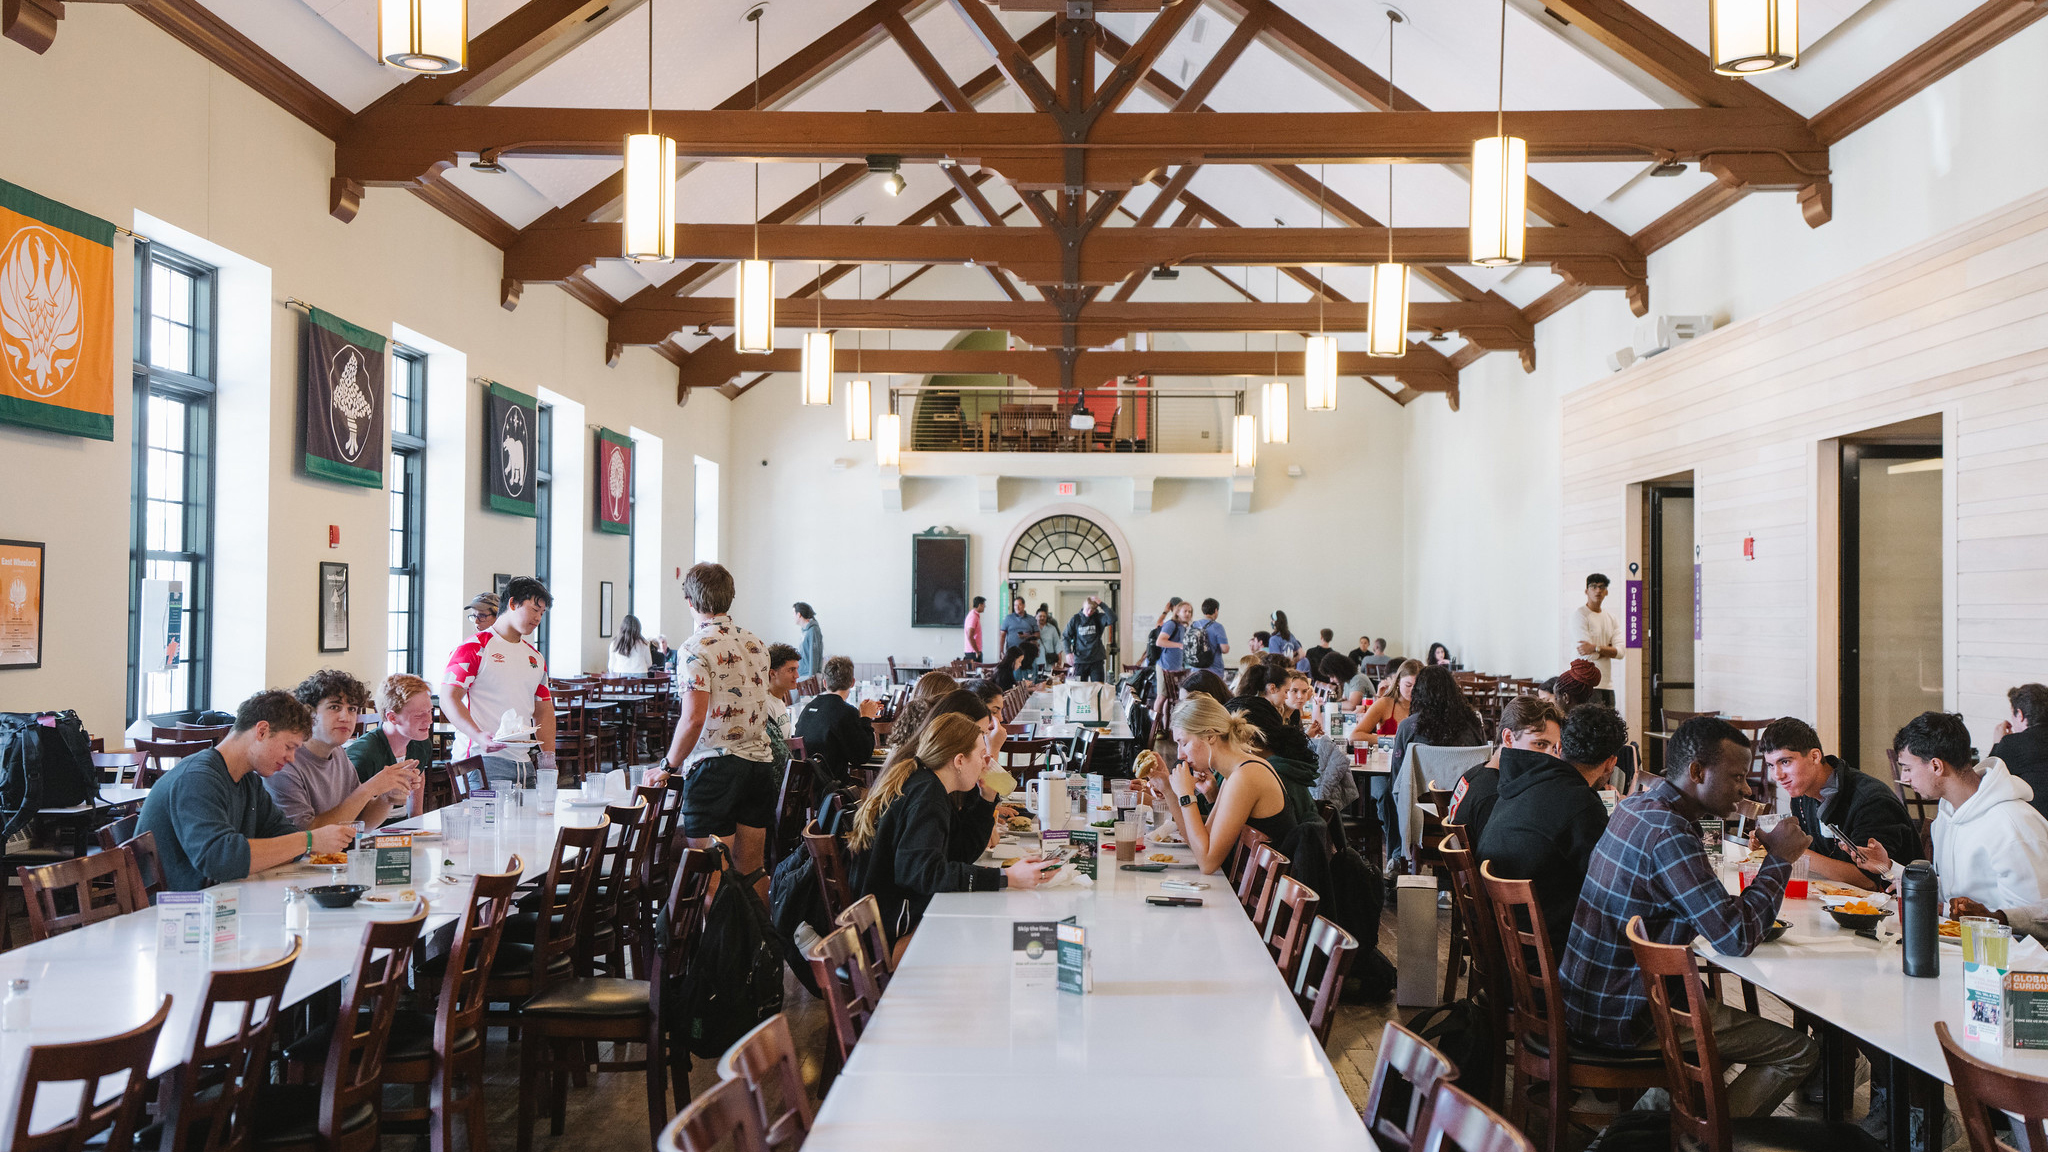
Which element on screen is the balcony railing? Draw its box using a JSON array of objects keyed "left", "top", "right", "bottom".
[{"left": 891, "top": 384, "right": 1241, "bottom": 454}]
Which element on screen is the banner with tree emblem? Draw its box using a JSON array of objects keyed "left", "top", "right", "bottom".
[
  {"left": 0, "top": 177, "right": 115, "bottom": 441},
  {"left": 594, "top": 427, "right": 632, "bottom": 535},
  {"left": 300, "top": 307, "right": 386, "bottom": 488},
  {"left": 485, "top": 381, "right": 537, "bottom": 517}
]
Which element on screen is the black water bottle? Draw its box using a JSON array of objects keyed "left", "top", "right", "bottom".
[{"left": 1902, "top": 862, "right": 1939, "bottom": 977}]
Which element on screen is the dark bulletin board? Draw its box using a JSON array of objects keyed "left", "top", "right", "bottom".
[{"left": 911, "top": 533, "right": 969, "bottom": 628}]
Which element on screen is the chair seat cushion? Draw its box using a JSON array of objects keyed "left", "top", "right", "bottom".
[
  {"left": 251, "top": 1084, "right": 376, "bottom": 1146},
  {"left": 282, "top": 1007, "right": 479, "bottom": 1065},
  {"left": 519, "top": 977, "right": 650, "bottom": 1018},
  {"left": 1520, "top": 1031, "right": 1667, "bottom": 1068},
  {"left": 418, "top": 941, "right": 570, "bottom": 982}
]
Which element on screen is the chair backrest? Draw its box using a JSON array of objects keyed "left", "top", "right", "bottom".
[
  {"left": 638, "top": 782, "right": 685, "bottom": 905},
  {"left": 91, "top": 751, "right": 146, "bottom": 784},
  {"left": 592, "top": 800, "right": 655, "bottom": 948},
  {"left": 656, "top": 1075, "right": 768, "bottom": 1152},
  {"left": 1888, "top": 752, "right": 1939, "bottom": 859},
  {"left": 1625, "top": 915, "right": 1732, "bottom": 1152},
  {"left": 999, "top": 737, "right": 1057, "bottom": 783},
  {"left": 1262, "top": 875, "right": 1321, "bottom": 987},
  {"left": 647, "top": 847, "right": 721, "bottom": 1045},
  {"left": 8, "top": 996, "right": 174, "bottom": 1152},
  {"left": 802, "top": 820, "right": 853, "bottom": 923},
  {"left": 1659, "top": 708, "right": 1715, "bottom": 733},
  {"left": 1362, "top": 1021, "right": 1459, "bottom": 1152},
  {"left": 1293, "top": 915, "right": 1359, "bottom": 1047},
  {"left": 319, "top": 909, "right": 426, "bottom": 1144},
  {"left": 1064, "top": 727, "right": 1098, "bottom": 775},
  {"left": 835, "top": 893, "right": 895, "bottom": 991},
  {"left": 1237, "top": 842, "right": 1291, "bottom": 925},
  {"left": 440, "top": 756, "right": 483, "bottom": 808},
  {"left": 1412, "top": 1082, "right": 1534, "bottom": 1152},
  {"left": 1439, "top": 832, "right": 1505, "bottom": 1011},
  {"left": 95, "top": 814, "right": 139, "bottom": 854},
  {"left": 18, "top": 851, "right": 138, "bottom": 941},
  {"left": 532, "top": 819, "right": 609, "bottom": 989},
  {"left": 1938, "top": 1018, "right": 2048, "bottom": 1152},
  {"left": 134, "top": 737, "right": 213, "bottom": 786},
  {"left": 1225, "top": 825, "right": 1271, "bottom": 890},
  {"left": 805, "top": 924, "right": 882, "bottom": 1066},
  {"left": 715, "top": 1014, "right": 814, "bottom": 1151},
  {"left": 767, "top": 755, "right": 815, "bottom": 867},
  {"left": 158, "top": 937, "right": 303, "bottom": 1152},
  {"left": 176, "top": 723, "right": 232, "bottom": 746},
  {"left": 115, "top": 831, "right": 168, "bottom": 907},
  {"left": 435, "top": 859, "right": 523, "bottom": 1066},
  {"left": 1479, "top": 861, "right": 1568, "bottom": 1064}
]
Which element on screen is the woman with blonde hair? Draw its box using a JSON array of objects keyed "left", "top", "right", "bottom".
[
  {"left": 849, "top": 713, "right": 1045, "bottom": 942},
  {"left": 1144, "top": 694, "right": 1300, "bottom": 875},
  {"left": 887, "top": 670, "right": 961, "bottom": 749}
]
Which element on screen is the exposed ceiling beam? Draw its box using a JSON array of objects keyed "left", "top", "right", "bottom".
[
  {"left": 361, "top": 0, "right": 637, "bottom": 111},
  {"left": 4, "top": 0, "right": 143, "bottom": 55},
  {"left": 1810, "top": 0, "right": 2048, "bottom": 145},
  {"left": 676, "top": 344, "right": 1457, "bottom": 392}
]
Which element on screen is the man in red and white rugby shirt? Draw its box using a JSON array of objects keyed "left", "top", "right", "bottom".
[{"left": 442, "top": 576, "right": 557, "bottom": 787}]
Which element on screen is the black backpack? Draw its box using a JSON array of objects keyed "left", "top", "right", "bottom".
[
  {"left": 674, "top": 847, "right": 784, "bottom": 1058},
  {"left": 1182, "top": 624, "right": 1214, "bottom": 672},
  {"left": 0, "top": 711, "right": 99, "bottom": 838},
  {"left": 1405, "top": 999, "right": 1497, "bottom": 1091},
  {"left": 765, "top": 789, "right": 860, "bottom": 998}
]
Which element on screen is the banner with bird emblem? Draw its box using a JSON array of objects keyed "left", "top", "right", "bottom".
[
  {"left": 485, "top": 381, "right": 538, "bottom": 517},
  {"left": 594, "top": 427, "right": 633, "bottom": 535},
  {"left": 0, "top": 177, "right": 114, "bottom": 441},
  {"left": 300, "top": 306, "right": 387, "bottom": 488}
]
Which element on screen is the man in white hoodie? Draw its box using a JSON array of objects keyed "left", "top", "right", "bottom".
[{"left": 1856, "top": 711, "right": 2048, "bottom": 914}]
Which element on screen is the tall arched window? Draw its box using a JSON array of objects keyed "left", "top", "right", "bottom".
[{"left": 1007, "top": 515, "right": 1120, "bottom": 575}]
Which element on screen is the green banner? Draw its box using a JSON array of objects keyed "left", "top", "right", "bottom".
[
  {"left": 485, "top": 381, "right": 537, "bottom": 517},
  {"left": 300, "top": 307, "right": 386, "bottom": 488}
]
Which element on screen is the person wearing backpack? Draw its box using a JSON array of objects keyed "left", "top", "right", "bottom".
[{"left": 847, "top": 714, "right": 1047, "bottom": 949}]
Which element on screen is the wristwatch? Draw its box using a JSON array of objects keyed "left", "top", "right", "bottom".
[{"left": 1177, "top": 792, "right": 1194, "bottom": 808}]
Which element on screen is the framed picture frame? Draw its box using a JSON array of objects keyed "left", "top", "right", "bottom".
[
  {"left": 599, "top": 581, "right": 614, "bottom": 638},
  {"left": 494, "top": 573, "right": 512, "bottom": 602},
  {"left": 318, "top": 561, "right": 350, "bottom": 653},
  {"left": 0, "top": 539, "right": 45, "bottom": 670}
]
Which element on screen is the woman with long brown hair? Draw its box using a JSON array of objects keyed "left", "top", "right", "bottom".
[
  {"left": 888, "top": 670, "right": 961, "bottom": 749},
  {"left": 1350, "top": 658, "right": 1421, "bottom": 741},
  {"left": 849, "top": 713, "right": 1046, "bottom": 942}
]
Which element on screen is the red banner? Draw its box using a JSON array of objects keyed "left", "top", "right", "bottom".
[{"left": 595, "top": 428, "right": 632, "bottom": 535}]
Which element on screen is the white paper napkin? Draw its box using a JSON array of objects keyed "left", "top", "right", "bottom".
[
  {"left": 2011, "top": 935, "right": 2048, "bottom": 972},
  {"left": 494, "top": 708, "right": 537, "bottom": 741},
  {"left": 1037, "top": 865, "right": 1095, "bottom": 890}
]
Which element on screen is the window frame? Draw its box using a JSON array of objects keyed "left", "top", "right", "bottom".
[
  {"left": 533, "top": 402, "right": 553, "bottom": 660},
  {"left": 387, "top": 346, "right": 428, "bottom": 676}
]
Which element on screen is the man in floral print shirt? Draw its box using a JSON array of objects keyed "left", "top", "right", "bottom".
[{"left": 659, "top": 562, "right": 774, "bottom": 892}]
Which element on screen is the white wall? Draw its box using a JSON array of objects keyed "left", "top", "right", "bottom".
[{"left": 0, "top": 5, "right": 728, "bottom": 738}]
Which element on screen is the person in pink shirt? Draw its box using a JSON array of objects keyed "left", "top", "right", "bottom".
[{"left": 963, "top": 595, "right": 986, "bottom": 661}]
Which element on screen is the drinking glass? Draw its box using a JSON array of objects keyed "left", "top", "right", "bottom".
[
  {"left": 535, "top": 768, "right": 559, "bottom": 815},
  {"left": 1962, "top": 916, "right": 2010, "bottom": 968},
  {"left": 1113, "top": 821, "right": 1137, "bottom": 862}
]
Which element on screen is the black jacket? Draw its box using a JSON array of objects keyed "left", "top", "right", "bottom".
[
  {"left": 1065, "top": 608, "right": 1113, "bottom": 663},
  {"left": 848, "top": 769, "right": 1003, "bottom": 942},
  {"left": 1445, "top": 764, "right": 1502, "bottom": 847},
  {"left": 792, "top": 692, "right": 876, "bottom": 787},
  {"left": 1789, "top": 755, "right": 1921, "bottom": 881},
  {"left": 1993, "top": 727, "right": 2048, "bottom": 823},
  {"left": 1477, "top": 748, "right": 1610, "bottom": 959}
]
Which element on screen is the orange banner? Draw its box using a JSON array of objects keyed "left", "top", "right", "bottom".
[{"left": 0, "top": 178, "right": 115, "bottom": 441}]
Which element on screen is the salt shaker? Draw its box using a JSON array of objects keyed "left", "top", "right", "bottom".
[
  {"left": 283, "top": 886, "right": 310, "bottom": 934},
  {"left": 2, "top": 979, "right": 31, "bottom": 1032}
]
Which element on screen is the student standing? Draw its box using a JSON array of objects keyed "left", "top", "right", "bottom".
[
  {"left": 792, "top": 602, "right": 824, "bottom": 679},
  {"left": 1196, "top": 598, "right": 1230, "bottom": 674},
  {"left": 963, "top": 596, "right": 987, "bottom": 662},
  {"left": 1573, "top": 573, "right": 1622, "bottom": 705},
  {"left": 998, "top": 596, "right": 1038, "bottom": 657},
  {"left": 1065, "top": 596, "right": 1114, "bottom": 683},
  {"left": 441, "top": 576, "right": 558, "bottom": 788}
]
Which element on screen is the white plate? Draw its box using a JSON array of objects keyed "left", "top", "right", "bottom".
[
  {"left": 1818, "top": 890, "right": 1891, "bottom": 909},
  {"left": 561, "top": 796, "right": 612, "bottom": 808}
]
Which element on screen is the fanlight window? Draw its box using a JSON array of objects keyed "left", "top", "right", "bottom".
[{"left": 1008, "top": 515, "right": 1120, "bottom": 574}]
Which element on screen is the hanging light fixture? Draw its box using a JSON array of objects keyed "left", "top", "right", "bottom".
[
  {"left": 622, "top": 0, "right": 674, "bottom": 263},
  {"left": 1232, "top": 413, "right": 1258, "bottom": 469},
  {"left": 734, "top": 9, "right": 774, "bottom": 353},
  {"left": 1304, "top": 335, "right": 1339, "bottom": 410},
  {"left": 1262, "top": 380, "right": 1290, "bottom": 444},
  {"left": 1470, "top": 0, "right": 1526, "bottom": 267},
  {"left": 1369, "top": 12, "right": 1410, "bottom": 359},
  {"left": 875, "top": 412, "right": 902, "bottom": 468},
  {"left": 847, "top": 262, "right": 870, "bottom": 440},
  {"left": 378, "top": 0, "right": 466, "bottom": 72},
  {"left": 800, "top": 163, "right": 832, "bottom": 405},
  {"left": 1710, "top": 0, "right": 1797, "bottom": 75}
]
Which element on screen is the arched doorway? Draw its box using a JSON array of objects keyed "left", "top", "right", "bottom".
[{"left": 999, "top": 508, "right": 1132, "bottom": 671}]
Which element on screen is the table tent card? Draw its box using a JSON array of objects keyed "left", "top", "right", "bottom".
[
  {"left": 1056, "top": 920, "right": 1091, "bottom": 995},
  {"left": 1013, "top": 921, "right": 1059, "bottom": 991}
]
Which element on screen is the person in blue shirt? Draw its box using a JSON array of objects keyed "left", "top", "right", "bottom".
[
  {"left": 1197, "top": 598, "right": 1230, "bottom": 674},
  {"left": 997, "top": 595, "right": 1037, "bottom": 657},
  {"left": 792, "top": 602, "right": 824, "bottom": 679},
  {"left": 1156, "top": 599, "right": 1192, "bottom": 672},
  {"left": 1265, "top": 610, "right": 1305, "bottom": 671}
]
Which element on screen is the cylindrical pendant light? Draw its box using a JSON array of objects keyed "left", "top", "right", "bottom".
[
  {"left": 847, "top": 378, "right": 872, "bottom": 441},
  {"left": 622, "top": 1, "right": 673, "bottom": 263},
  {"left": 1303, "top": 336, "right": 1339, "bottom": 411},
  {"left": 379, "top": 0, "right": 466, "bottom": 72},
  {"left": 801, "top": 330, "right": 834, "bottom": 406},
  {"left": 734, "top": 260, "right": 773, "bottom": 353},
  {"left": 875, "top": 412, "right": 902, "bottom": 468},
  {"left": 1232, "top": 413, "right": 1258, "bottom": 470},
  {"left": 1470, "top": 1, "right": 1525, "bottom": 267},
  {"left": 1368, "top": 263, "right": 1409, "bottom": 358},
  {"left": 1262, "top": 380, "right": 1290, "bottom": 444},
  {"left": 1711, "top": 0, "right": 1797, "bottom": 75}
]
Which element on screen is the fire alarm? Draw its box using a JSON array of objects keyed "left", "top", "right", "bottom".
[
  {"left": 328, "top": 525, "right": 339, "bottom": 549},
  {"left": 1742, "top": 533, "right": 1755, "bottom": 561}
]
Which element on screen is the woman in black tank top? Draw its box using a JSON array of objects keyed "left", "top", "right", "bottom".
[{"left": 1147, "top": 694, "right": 1296, "bottom": 874}]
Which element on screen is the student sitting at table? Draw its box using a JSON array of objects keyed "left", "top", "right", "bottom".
[
  {"left": 1446, "top": 696, "right": 1566, "bottom": 849},
  {"left": 794, "top": 655, "right": 881, "bottom": 788},
  {"left": 1478, "top": 704, "right": 1627, "bottom": 959},
  {"left": 886, "top": 671, "right": 961, "bottom": 751},
  {"left": 1282, "top": 671, "right": 1323, "bottom": 737},
  {"left": 1754, "top": 717, "right": 1918, "bottom": 892},
  {"left": 1148, "top": 694, "right": 1306, "bottom": 875},
  {"left": 1992, "top": 683, "right": 2048, "bottom": 822},
  {"left": 848, "top": 713, "right": 1046, "bottom": 944},
  {"left": 136, "top": 691, "right": 357, "bottom": 890},
  {"left": 1319, "top": 653, "right": 1368, "bottom": 708},
  {"left": 1562, "top": 716, "right": 1818, "bottom": 1118},
  {"left": 1348, "top": 659, "right": 1419, "bottom": 741},
  {"left": 994, "top": 643, "right": 1039, "bottom": 691},
  {"left": 267, "top": 669, "right": 422, "bottom": 831},
  {"left": 1850, "top": 711, "right": 2048, "bottom": 913},
  {"left": 345, "top": 673, "right": 437, "bottom": 816}
]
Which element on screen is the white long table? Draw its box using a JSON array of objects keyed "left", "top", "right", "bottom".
[
  {"left": 0, "top": 790, "right": 618, "bottom": 1136},
  {"left": 800, "top": 833, "right": 1370, "bottom": 1150}
]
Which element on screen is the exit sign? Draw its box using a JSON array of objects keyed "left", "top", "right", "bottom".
[{"left": 1056, "top": 482, "right": 1077, "bottom": 496}]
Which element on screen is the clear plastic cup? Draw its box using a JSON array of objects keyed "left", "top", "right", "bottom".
[
  {"left": 535, "top": 768, "right": 558, "bottom": 815},
  {"left": 1113, "top": 821, "right": 1137, "bottom": 862},
  {"left": 1963, "top": 916, "right": 2010, "bottom": 968}
]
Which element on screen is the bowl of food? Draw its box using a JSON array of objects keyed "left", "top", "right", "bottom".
[
  {"left": 1826, "top": 900, "right": 1891, "bottom": 930},
  {"left": 359, "top": 890, "right": 420, "bottom": 918},
  {"left": 1763, "top": 918, "right": 1792, "bottom": 943},
  {"left": 306, "top": 884, "right": 367, "bottom": 909}
]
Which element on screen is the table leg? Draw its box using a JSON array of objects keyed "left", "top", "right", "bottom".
[
  {"left": 1880, "top": 1050, "right": 1945, "bottom": 1152},
  {"left": 1818, "top": 1022, "right": 1854, "bottom": 1125}
]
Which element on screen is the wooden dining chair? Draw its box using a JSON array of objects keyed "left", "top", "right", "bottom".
[
  {"left": 579, "top": 799, "right": 656, "bottom": 978},
  {"left": 1434, "top": 828, "right": 1475, "bottom": 1005},
  {"left": 134, "top": 737, "right": 212, "bottom": 787},
  {"left": 94, "top": 813, "right": 138, "bottom": 853},
  {"left": 1439, "top": 832, "right": 1507, "bottom": 1106},
  {"left": 91, "top": 750, "right": 146, "bottom": 785},
  {"left": 1723, "top": 717, "right": 1778, "bottom": 803},
  {"left": 1361, "top": 1021, "right": 1458, "bottom": 1152},
  {"left": 802, "top": 820, "right": 853, "bottom": 923},
  {"left": 1940, "top": 1019, "right": 2048, "bottom": 1152},
  {"left": 998, "top": 737, "right": 1058, "bottom": 784},
  {"left": 805, "top": 924, "right": 882, "bottom": 1075},
  {"left": 656, "top": 1076, "right": 769, "bottom": 1152},
  {"left": 486, "top": 821, "right": 608, "bottom": 1030},
  {"left": 1224, "top": 826, "right": 1271, "bottom": 891},
  {"left": 1261, "top": 875, "right": 1320, "bottom": 987},
  {"left": 836, "top": 893, "right": 896, "bottom": 992},
  {"left": 1236, "top": 842, "right": 1291, "bottom": 926},
  {"left": 767, "top": 754, "right": 818, "bottom": 869},
  {"left": 152, "top": 937, "right": 303, "bottom": 1152},
  {"left": 112, "top": 831, "right": 167, "bottom": 907},
  {"left": 1293, "top": 915, "right": 1359, "bottom": 1048},
  {"left": 171, "top": 723, "right": 232, "bottom": 746},
  {"left": 7, "top": 995, "right": 173, "bottom": 1152},
  {"left": 1888, "top": 751, "right": 1939, "bottom": 859},
  {"left": 259, "top": 909, "right": 426, "bottom": 1152},
  {"left": 639, "top": 783, "right": 686, "bottom": 913},
  {"left": 715, "top": 1014, "right": 814, "bottom": 1152},
  {"left": 1481, "top": 863, "right": 1664, "bottom": 1152},
  {"left": 1413, "top": 1082, "right": 1534, "bottom": 1152},
  {"left": 18, "top": 850, "right": 138, "bottom": 941}
]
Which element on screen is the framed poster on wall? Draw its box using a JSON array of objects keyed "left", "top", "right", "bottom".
[
  {"left": 911, "top": 530, "right": 969, "bottom": 629},
  {"left": 318, "top": 562, "right": 350, "bottom": 652},
  {"left": 0, "top": 539, "right": 44, "bottom": 669},
  {"left": 494, "top": 573, "right": 512, "bottom": 603}
]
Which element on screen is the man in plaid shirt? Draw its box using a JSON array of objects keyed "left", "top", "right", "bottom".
[{"left": 1562, "top": 716, "right": 1819, "bottom": 1117}]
